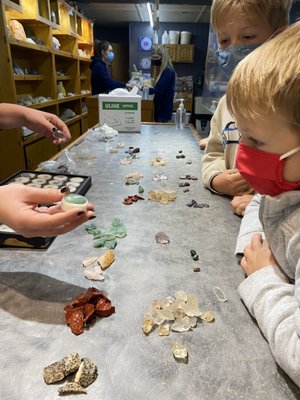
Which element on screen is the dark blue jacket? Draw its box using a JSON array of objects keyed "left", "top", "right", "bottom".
[
  {"left": 149, "top": 67, "right": 176, "bottom": 122},
  {"left": 90, "top": 56, "right": 126, "bottom": 95}
]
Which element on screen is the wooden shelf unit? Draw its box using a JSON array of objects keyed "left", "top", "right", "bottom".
[
  {"left": 0, "top": 0, "right": 94, "bottom": 179},
  {"left": 165, "top": 44, "right": 195, "bottom": 63}
]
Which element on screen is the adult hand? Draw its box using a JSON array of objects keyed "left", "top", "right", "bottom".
[
  {"left": 231, "top": 194, "right": 254, "bottom": 216},
  {"left": 0, "top": 184, "right": 95, "bottom": 238},
  {"left": 211, "top": 169, "right": 254, "bottom": 196},
  {"left": 24, "top": 108, "right": 71, "bottom": 145},
  {"left": 240, "top": 234, "right": 278, "bottom": 276}
]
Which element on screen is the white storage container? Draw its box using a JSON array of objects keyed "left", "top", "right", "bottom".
[
  {"left": 169, "top": 31, "right": 180, "bottom": 44},
  {"left": 180, "top": 31, "right": 192, "bottom": 44}
]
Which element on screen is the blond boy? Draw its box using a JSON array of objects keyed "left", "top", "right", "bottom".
[
  {"left": 201, "top": 0, "right": 291, "bottom": 215},
  {"left": 227, "top": 21, "right": 300, "bottom": 386}
]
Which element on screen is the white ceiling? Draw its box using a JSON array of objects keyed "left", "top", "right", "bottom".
[{"left": 77, "top": 1, "right": 211, "bottom": 26}]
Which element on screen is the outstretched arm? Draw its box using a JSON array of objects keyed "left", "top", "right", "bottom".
[
  {"left": 0, "top": 103, "right": 71, "bottom": 145},
  {"left": 239, "top": 233, "right": 300, "bottom": 387},
  {"left": 0, "top": 184, "right": 95, "bottom": 238}
]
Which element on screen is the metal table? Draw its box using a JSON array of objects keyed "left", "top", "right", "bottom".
[{"left": 0, "top": 124, "right": 299, "bottom": 400}]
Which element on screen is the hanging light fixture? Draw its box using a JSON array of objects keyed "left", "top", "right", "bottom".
[{"left": 147, "top": 2, "right": 154, "bottom": 27}]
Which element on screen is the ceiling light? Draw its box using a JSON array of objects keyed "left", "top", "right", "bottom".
[
  {"left": 147, "top": 2, "right": 154, "bottom": 27},
  {"left": 136, "top": 4, "right": 144, "bottom": 22}
]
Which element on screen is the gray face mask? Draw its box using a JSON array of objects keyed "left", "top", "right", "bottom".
[
  {"left": 216, "top": 28, "right": 280, "bottom": 79},
  {"left": 216, "top": 43, "right": 259, "bottom": 78}
]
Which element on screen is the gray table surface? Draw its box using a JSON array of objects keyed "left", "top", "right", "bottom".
[{"left": 1, "top": 124, "right": 300, "bottom": 400}]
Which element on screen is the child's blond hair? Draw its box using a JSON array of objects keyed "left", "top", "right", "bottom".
[
  {"left": 211, "top": 0, "right": 292, "bottom": 32},
  {"left": 226, "top": 21, "right": 300, "bottom": 129}
]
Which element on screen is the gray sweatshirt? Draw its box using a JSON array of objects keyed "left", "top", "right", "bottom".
[{"left": 235, "top": 191, "right": 300, "bottom": 386}]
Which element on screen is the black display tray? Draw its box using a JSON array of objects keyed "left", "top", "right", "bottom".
[{"left": 0, "top": 170, "right": 92, "bottom": 249}]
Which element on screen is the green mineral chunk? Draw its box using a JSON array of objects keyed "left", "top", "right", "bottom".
[
  {"left": 138, "top": 185, "right": 144, "bottom": 194},
  {"left": 93, "top": 238, "right": 106, "bottom": 248},
  {"left": 64, "top": 194, "right": 86, "bottom": 204},
  {"left": 87, "top": 219, "right": 125, "bottom": 248},
  {"left": 104, "top": 239, "right": 117, "bottom": 249},
  {"left": 93, "top": 234, "right": 116, "bottom": 248},
  {"left": 108, "top": 218, "right": 127, "bottom": 238},
  {"left": 85, "top": 223, "right": 97, "bottom": 233},
  {"left": 92, "top": 231, "right": 103, "bottom": 239}
]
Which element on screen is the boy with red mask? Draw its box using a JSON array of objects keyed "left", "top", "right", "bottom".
[
  {"left": 226, "top": 22, "right": 300, "bottom": 386},
  {"left": 201, "top": 0, "right": 292, "bottom": 216}
]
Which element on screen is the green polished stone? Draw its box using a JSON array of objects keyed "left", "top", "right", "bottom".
[{"left": 64, "top": 194, "right": 87, "bottom": 204}]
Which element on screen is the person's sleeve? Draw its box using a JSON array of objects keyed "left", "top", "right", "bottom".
[
  {"left": 94, "top": 63, "right": 126, "bottom": 91},
  {"left": 149, "top": 69, "right": 173, "bottom": 95},
  {"left": 235, "top": 194, "right": 265, "bottom": 255},
  {"left": 201, "top": 103, "right": 226, "bottom": 192},
  {"left": 238, "top": 259, "right": 300, "bottom": 387}
]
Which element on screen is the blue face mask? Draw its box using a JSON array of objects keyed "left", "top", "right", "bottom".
[
  {"left": 105, "top": 52, "right": 114, "bottom": 62},
  {"left": 217, "top": 44, "right": 259, "bottom": 78}
]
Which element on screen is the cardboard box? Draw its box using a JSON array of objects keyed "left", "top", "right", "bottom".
[{"left": 98, "top": 94, "right": 141, "bottom": 132}]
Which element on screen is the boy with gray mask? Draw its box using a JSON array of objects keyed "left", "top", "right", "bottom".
[{"left": 201, "top": 0, "right": 291, "bottom": 216}]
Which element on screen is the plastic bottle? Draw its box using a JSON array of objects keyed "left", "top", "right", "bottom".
[
  {"left": 142, "top": 85, "right": 149, "bottom": 100},
  {"left": 162, "top": 30, "right": 169, "bottom": 44},
  {"left": 153, "top": 30, "right": 158, "bottom": 45},
  {"left": 210, "top": 100, "right": 218, "bottom": 113},
  {"left": 176, "top": 99, "right": 186, "bottom": 129}
]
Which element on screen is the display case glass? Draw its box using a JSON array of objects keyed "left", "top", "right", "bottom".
[{"left": 202, "top": 25, "right": 228, "bottom": 110}]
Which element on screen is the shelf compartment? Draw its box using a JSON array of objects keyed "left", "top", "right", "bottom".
[
  {"left": 56, "top": 75, "right": 72, "bottom": 80},
  {"left": 50, "top": 0, "right": 60, "bottom": 26},
  {"left": 64, "top": 114, "right": 82, "bottom": 126},
  {"left": 58, "top": 98, "right": 81, "bottom": 123},
  {"left": 26, "top": 99, "right": 58, "bottom": 109},
  {"left": 14, "top": 75, "right": 44, "bottom": 80},
  {"left": 58, "top": 94, "right": 82, "bottom": 104},
  {"left": 78, "top": 42, "right": 92, "bottom": 59},
  {"left": 81, "top": 17, "right": 94, "bottom": 45},
  {"left": 79, "top": 60, "right": 91, "bottom": 92},
  {"left": 11, "top": 47, "right": 54, "bottom": 99},
  {"left": 9, "top": 37, "right": 50, "bottom": 53},
  {"left": 55, "top": 55, "right": 79, "bottom": 96},
  {"left": 24, "top": 136, "right": 58, "bottom": 169},
  {"left": 53, "top": 49, "right": 74, "bottom": 59},
  {"left": 3, "top": 0, "right": 22, "bottom": 13},
  {"left": 52, "top": 34, "right": 77, "bottom": 55},
  {"left": 5, "top": 0, "right": 51, "bottom": 26},
  {"left": 37, "top": 0, "right": 50, "bottom": 22}
]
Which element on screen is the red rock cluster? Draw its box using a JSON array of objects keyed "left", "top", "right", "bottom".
[
  {"left": 122, "top": 194, "right": 144, "bottom": 205},
  {"left": 64, "top": 287, "right": 115, "bottom": 335}
]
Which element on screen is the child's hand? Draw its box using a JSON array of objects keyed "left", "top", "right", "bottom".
[
  {"left": 211, "top": 169, "right": 254, "bottom": 196},
  {"left": 231, "top": 194, "right": 254, "bottom": 216},
  {"left": 241, "top": 234, "right": 278, "bottom": 276}
]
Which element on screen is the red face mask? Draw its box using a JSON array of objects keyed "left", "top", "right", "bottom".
[{"left": 236, "top": 142, "right": 300, "bottom": 196}]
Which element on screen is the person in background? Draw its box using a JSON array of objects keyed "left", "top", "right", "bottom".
[
  {"left": 149, "top": 44, "right": 176, "bottom": 123},
  {"left": 226, "top": 21, "right": 300, "bottom": 387},
  {"left": 90, "top": 39, "right": 128, "bottom": 95},
  {"left": 201, "top": 0, "right": 291, "bottom": 216},
  {"left": 0, "top": 103, "right": 95, "bottom": 237}
]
